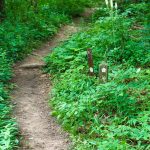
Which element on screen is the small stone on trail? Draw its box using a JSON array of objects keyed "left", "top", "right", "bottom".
[
  {"left": 20, "top": 63, "right": 45, "bottom": 69},
  {"left": 41, "top": 74, "right": 47, "bottom": 78}
]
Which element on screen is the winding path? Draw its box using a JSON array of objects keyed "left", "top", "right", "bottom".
[{"left": 11, "top": 9, "right": 93, "bottom": 150}]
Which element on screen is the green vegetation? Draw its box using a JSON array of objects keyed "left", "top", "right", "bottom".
[
  {"left": 0, "top": 0, "right": 94, "bottom": 149},
  {"left": 0, "top": 52, "right": 18, "bottom": 149},
  {"left": 45, "top": 1, "right": 150, "bottom": 149}
]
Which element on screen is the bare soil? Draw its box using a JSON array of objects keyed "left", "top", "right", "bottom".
[{"left": 11, "top": 9, "right": 93, "bottom": 150}]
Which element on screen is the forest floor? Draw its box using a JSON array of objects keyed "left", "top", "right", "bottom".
[{"left": 11, "top": 9, "right": 93, "bottom": 150}]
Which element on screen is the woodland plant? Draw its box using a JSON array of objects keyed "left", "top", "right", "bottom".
[{"left": 0, "top": 51, "right": 18, "bottom": 149}]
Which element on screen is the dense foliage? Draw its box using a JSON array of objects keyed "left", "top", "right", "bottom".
[
  {"left": 0, "top": 52, "right": 18, "bottom": 149},
  {"left": 0, "top": 0, "right": 94, "bottom": 149},
  {"left": 45, "top": 1, "right": 150, "bottom": 149}
]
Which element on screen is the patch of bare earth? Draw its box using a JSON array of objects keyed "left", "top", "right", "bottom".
[{"left": 11, "top": 9, "right": 94, "bottom": 150}]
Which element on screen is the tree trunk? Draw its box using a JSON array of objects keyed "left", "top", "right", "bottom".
[
  {"left": 0, "top": 0, "right": 4, "bottom": 19},
  {"left": 0, "top": 0, "right": 4, "bottom": 12}
]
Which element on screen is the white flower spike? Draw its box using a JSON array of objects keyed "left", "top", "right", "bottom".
[
  {"left": 110, "top": 0, "right": 113, "bottom": 9},
  {"left": 115, "top": 2, "right": 118, "bottom": 10},
  {"left": 105, "top": 0, "right": 109, "bottom": 6}
]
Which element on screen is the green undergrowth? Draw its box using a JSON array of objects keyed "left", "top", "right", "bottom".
[
  {"left": 45, "top": 2, "right": 150, "bottom": 150},
  {"left": 0, "top": 0, "right": 96, "bottom": 149},
  {"left": 0, "top": 52, "right": 19, "bottom": 149}
]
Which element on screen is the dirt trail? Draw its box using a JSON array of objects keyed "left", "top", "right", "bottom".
[
  {"left": 12, "top": 25, "right": 79, "bottom": 150},
  {"left": 11, "top": 10, "right": 93, "bottom": 150}
]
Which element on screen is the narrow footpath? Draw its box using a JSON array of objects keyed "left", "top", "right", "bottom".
[{"left": 11, "top": 10, "right": 94, "bottom": 150}]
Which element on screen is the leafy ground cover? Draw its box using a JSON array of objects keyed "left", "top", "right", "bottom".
[
  {"left": 45, "top": 1, "right": 150, "bottom": 149},
  {"left": 0, "top": 0, "right": 95, "bottom": 149}
]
